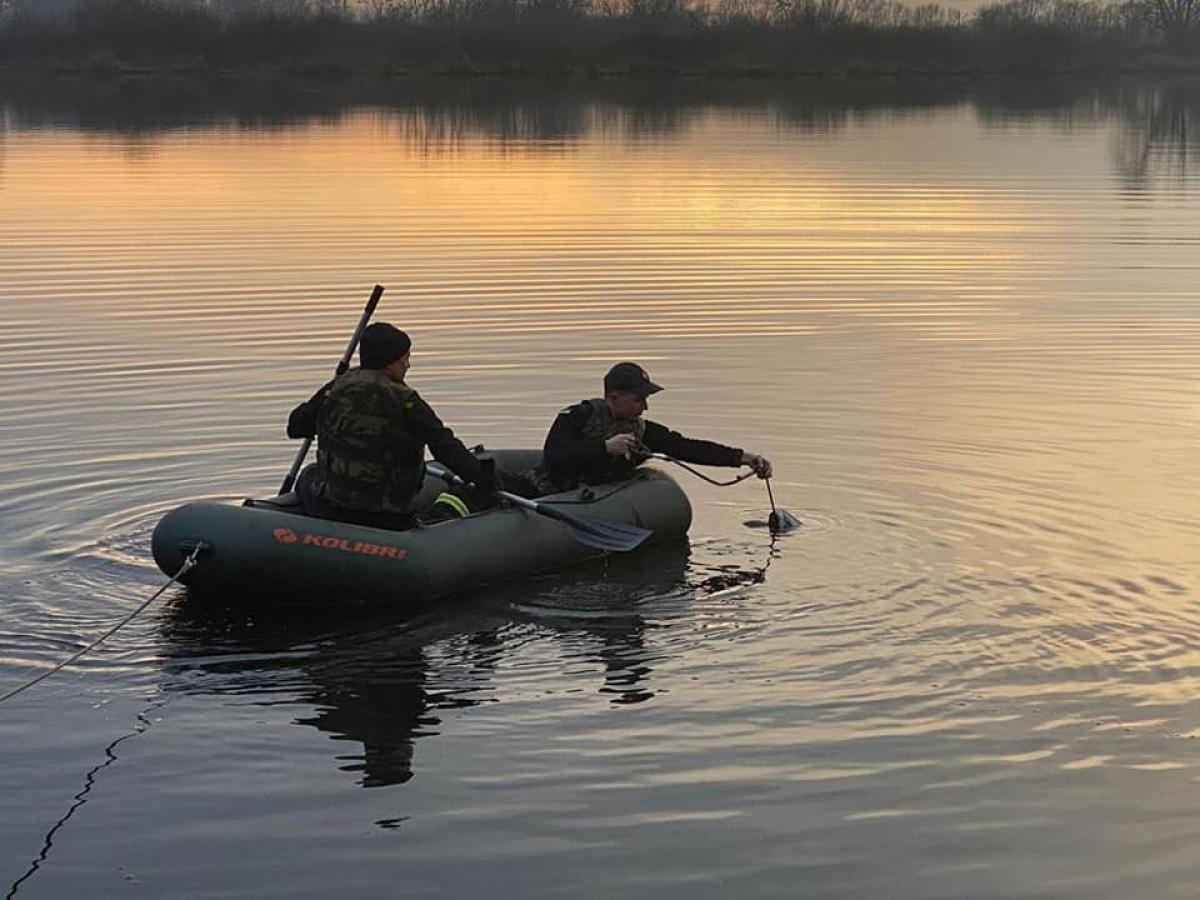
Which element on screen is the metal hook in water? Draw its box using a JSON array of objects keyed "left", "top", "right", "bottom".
[{"left": 764, "top": 478, "right": 802, "bottom": 534}]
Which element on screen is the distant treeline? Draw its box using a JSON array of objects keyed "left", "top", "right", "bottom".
[{"left": 0, "top": 0, "right": 1197, "bottom": 75}]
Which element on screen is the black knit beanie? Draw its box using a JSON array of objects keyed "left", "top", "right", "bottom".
[{"left": 360, "top": 323, "right": 412, "bottom": 369}]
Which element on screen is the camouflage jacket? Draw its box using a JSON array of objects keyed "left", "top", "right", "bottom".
[{"left": 309, "top": 367, "right": 486, "bottom": 514}]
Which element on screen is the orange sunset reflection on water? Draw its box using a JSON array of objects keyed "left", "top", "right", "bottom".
[{"left": 1, "top": 82, "right": 1200, "bottom": 900}]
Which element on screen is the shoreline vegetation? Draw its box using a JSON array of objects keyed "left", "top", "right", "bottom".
[{"left": 0, "top": 0, "right": 1197, "bottom": 79}]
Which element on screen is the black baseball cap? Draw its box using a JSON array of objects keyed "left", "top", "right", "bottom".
[{"left": 604, "top": 362, "right": 663, "bottom": 398}]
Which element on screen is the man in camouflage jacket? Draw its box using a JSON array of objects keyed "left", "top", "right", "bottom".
[{"left": 288, "top": 323, "right": 493, "bottom": 530}]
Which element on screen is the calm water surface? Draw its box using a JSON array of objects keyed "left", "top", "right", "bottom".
[{"left": 1, "top": 78, "right": 1198, "bottom": 899}]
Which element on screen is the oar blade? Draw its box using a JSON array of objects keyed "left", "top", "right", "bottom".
[
  {"left": 563, "top": 517, "right": 653, "bottom": 553},
  {"left": 534, "top": 502, "right": 653, "bottom": 552},
  {"left": 430, "top": 483, "right": 654, "bottom": 553}
]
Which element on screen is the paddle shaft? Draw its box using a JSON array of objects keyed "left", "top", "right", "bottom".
[
  {"left": 280, "top": 284, "right": 384, "bottom": 494},
  {"left": 426, "top": 465, "right": 572, "bottom": 516},
  {"left": 425, "top": 466, "right": 533, "bottom": 514},
  {"left": 426, "top": 464, "right": 652, "bottom": 551},
  {"left": 764, "top": 477, "right": 779, "bottom": 518},
  {"left": 495, "top": 488, "right": 573, "bottom": 521}
]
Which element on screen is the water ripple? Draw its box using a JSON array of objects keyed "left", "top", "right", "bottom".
[{"left": 2, "top": 85, "right": 1200, "bottom": 900}]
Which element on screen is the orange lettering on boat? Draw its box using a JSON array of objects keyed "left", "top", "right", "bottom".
[{"left": 284, "top": 530, "right": 406, "bottom": 561}]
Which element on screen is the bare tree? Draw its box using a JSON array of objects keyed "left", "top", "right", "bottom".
[
  {"left": 216, "top": 0, "right": 312, "bottom": 15},
  {"left": 362, "top": 0, "right": 396, "bottom": 17},
  {"left": 1152, "top": 0, "right": 1198, "bottom": 41},
  {"left": 773, "top": 0, "right": 852, "bottom": 25}
]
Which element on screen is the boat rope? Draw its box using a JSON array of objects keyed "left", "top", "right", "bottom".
[
  {"left": 642, "top": 451, "right": 758, "bottom": 487},
  {"left": 0, "top": 543, "right": 206, "bottom": 705},
  {"left": 6, "top": 694, "right": 168, "bottom": 899},
  {"left": 640, "top": 449, "right": 801, "bottom": 533}
]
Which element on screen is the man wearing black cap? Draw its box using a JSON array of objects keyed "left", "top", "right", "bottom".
[
  {"left": 526, "top": 361, "right": 772, "bottom": 495},
  {"left": 286, "top": 322, "right": 494, "bottom": 530}
]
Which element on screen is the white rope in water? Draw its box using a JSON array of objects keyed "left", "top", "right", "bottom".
[{"left": 0, "top": 545, "right": 205, "bottom": 705}]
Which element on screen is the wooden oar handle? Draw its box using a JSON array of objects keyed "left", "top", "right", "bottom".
[
  {"left": 280, "top": 284, "right": 384, "bottom": 494},
  {"left": 335, "top": 284, "right": 384, "bottom": 376}
]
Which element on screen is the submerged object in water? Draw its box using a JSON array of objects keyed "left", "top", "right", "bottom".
[{"left": 151, "top": 450, "right": 692, "bottom": 605}]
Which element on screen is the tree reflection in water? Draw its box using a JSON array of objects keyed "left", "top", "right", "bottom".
[
  {"left": 4, "top": 75, "right": 1200, "bottom": 186},
  {"left": 1111, "top": 79, "right": 1200, "bottom": 184}
]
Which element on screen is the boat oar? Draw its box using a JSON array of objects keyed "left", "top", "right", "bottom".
[
  {"left": 496, "top": 489, "right": 653, "bottom": 553},
  {"left": 426, "top": 464, "right": 653, "bottom": 553},
  {"left": 643, "top": 451, "right": 802, "bottom": 534},
  {"left": 279, "top": 284, "right": 385, "bottom": 494}
]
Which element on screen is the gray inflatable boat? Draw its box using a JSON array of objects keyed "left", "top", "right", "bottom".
[{"left": 151, "top": 450, "right": 692, "bottom": 605}]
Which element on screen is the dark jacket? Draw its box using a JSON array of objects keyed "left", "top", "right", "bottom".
[
  {"left": 287, "top": 380, "right": 332, "bottom": 441},
  {"left": 537, "top": 398, "right": 744, "bottom": 492}
]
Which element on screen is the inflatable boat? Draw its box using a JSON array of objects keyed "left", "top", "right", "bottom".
[{"left": 151, "top": 450, "right": 693, "bottom": 605}]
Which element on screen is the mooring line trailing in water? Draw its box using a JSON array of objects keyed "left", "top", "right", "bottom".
[
  {"left": 6, "top": 694, "right": 168, "bottom": 900},
  {"left": 0, "top": 544, "right": 205, "bottom": 705}
]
